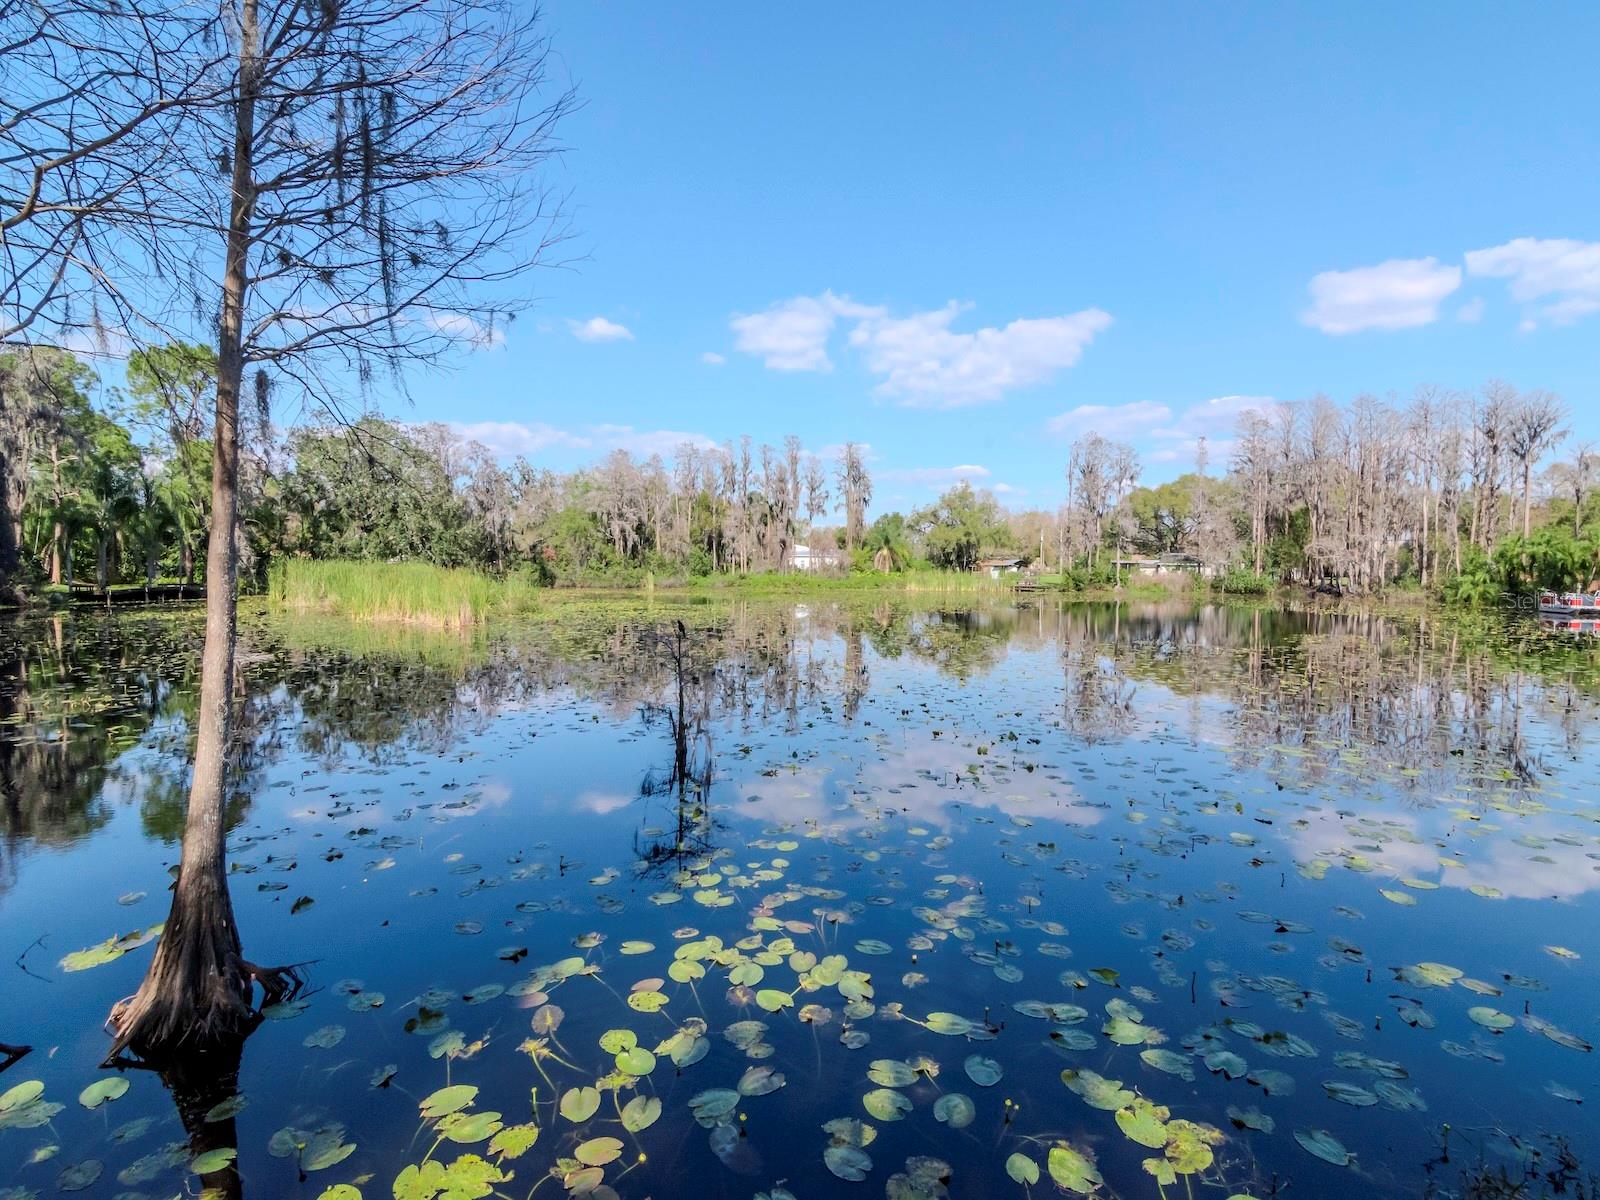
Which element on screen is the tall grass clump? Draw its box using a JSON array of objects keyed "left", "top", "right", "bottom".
[{"left": 269, "top": 559, "right": 538, "bottom": 628}]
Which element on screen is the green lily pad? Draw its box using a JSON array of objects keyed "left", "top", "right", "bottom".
[
  {"left": 824, "top": 1145, "right": 873, "bottom": 1181},
  {"left": 621, "top": 1095, "right": 662, "bottom": 1132},
  {"left": 55, "top": 1161, "right": 104, "bottom": 1192},
  {"left": 559, "top": 1087, "right": 600, "bottom": 1123},
  {"left": 1005, "top": 1152, "right": 1039, "bottom": 1185},
  {"left": 78, "top": 1077, "right": 129, "bottom": 1109},
  {"left": 1047, "top": 1144, "right": 1102, "bottom": 1194},
  {"left": 1295, "top": 1128, "right": 1353, "bottom": 1166},
  {"left": 574, "top": 1136, "right": 623, "bottom": 1166},
  {"left": 190, "top": 1147, "right": 237, "bottom": 1174},
  {"left": 963, "top": 1055, "right": 1002, "bottom": 1086},
  {"left": 863, "top": 1087, "right": 912, "bottom": 1121},
  {"left": 421, "top": 1085, "right": 478, "bottom": 1119},
  {"left": 933, "top": 1092, "right": 975, "bottom": 1128}
]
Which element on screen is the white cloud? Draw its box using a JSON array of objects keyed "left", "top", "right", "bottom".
[
  {"left": 1152, "top": 394, "right": 1277, "bottom": 439},
  {"left": 587, "top": 424, "right": 718, "bottom": 459},
  {"left": 849, "top": 303, "right": 1113, "bottom": 407},
  {"left": 1301, "top": 257, "right": 1462, "bottom": 334},
  {"left": 1456, "top": 296, "right": 1486, "bottom": 323},
  {"left": 818, "top": 441, "right": 877, "bottom": 462},
  {"left": 569, "top": 316, "right": 635, "bottom": 343},
  {"left": 1148, "top": 436, "right": 1237, "bottom": 466},
  {"left": 1046, "top": 400, "right": 1172, "bottom": 440},
  {"left": 449, "top": 420, "right": 714, "bottom": 461},
  {"left": 700, "top": 351, "right": 726, "bottom": 365},
  {"left": 729, "top": 291, "right": 883, "bottom": 371},
  {"left": 1045, "top": 396, "right": 1273, "bottom": 459},
  {"left": 1466, "top": 237, "right": 1600, "bottom": 328},
  {"left": 731, "top": 291, "right": 1111, "bottom": 404},
  {"left": 879, "top": 463, "right": 991, "bottom": 488},
  {"left": 450, "top": 420, "right": 582, "bottom": 457},
  {"left": 426, "top": 312, "right": 507, "bottom": 348}
]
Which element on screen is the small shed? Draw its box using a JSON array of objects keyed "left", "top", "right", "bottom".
[
  {"left": 1113, "top": 552, "right": 1213, "bottom": 577},
  {"left": 977, "top": 556, "right": 1024, "bottom": 580}
]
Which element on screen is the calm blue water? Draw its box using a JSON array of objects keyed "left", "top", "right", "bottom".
[{"left": 1, "top": 599, "right": 1596, "bottom": 1199}]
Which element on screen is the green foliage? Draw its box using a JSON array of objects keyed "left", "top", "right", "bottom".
[
  {"left": 280, "top": 418, "right": 488, "bottom": 567},
  {"left": 1212, "top": 569, "right": 1273, "bottom": 595},
  {"left": 1492, "top": 526, "right": 1600, "bottom": 594},
  {"left": 1124, "top": 478, "right": 1196, "bottom": 554},
  {"left": 859, "top": 512, "right": 916, "bottom": 571},
  {"left": 270, "top": 559, "right": 539, "bottom": 627},
  {"left": 1442, "top": 546, "right": 1499, "bottom": 607},
  {"left": 912, "top": 482, "right": 1011, "bottom": 572}
]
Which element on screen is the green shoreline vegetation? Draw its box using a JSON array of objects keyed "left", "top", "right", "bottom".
[
  {"left": 268, "top": 559, "right": 541, "bottom": 629},
  {"left": 1, "top": 347, "right": 1593, "bottom": 621},
  {"left": 263, "top": 557, "right": 1309, "bottom": 628}
]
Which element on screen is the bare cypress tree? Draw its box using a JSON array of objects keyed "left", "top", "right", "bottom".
[
  {"left": 836, "top": 442, "right": 871, "bottom": 552},
  {"left": 1506, "top": 390, "right": 1568, "bottom": 538},
  {"left": 5, "top": 0, "right": 573, "bottom": 1059}
]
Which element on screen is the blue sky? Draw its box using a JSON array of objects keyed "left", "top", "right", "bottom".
[{"left": 399, "top": 2, "right": 1600, "bottom": 514}]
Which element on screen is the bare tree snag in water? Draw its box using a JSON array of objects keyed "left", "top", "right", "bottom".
[{"left": 0, "top": 1041, "right": 31, "bottom": 1074}]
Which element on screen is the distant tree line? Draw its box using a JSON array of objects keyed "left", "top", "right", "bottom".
[
  {"left": 0, "top": 349, "right": 1588, "bottom": 598},
  {"left": 1053, "top": 383, "right": 1590, "bottom": 599}
]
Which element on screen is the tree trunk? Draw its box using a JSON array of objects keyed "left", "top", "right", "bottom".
[
  {"left": 0, "top": 474, "right": 21, "bottom": 601},
  {"left": 1522, "top": 462, "right": 1532, "bottom": 538},
  {"left": 97, "top": 535, "right": 109, "bottom": 590},
  {"left": 1419, "top": 490, "right": 1428, "bottom": 588},
  {"left": 108, "top": 0, "right": 262, "bottom": 1060},
  {"left": 49, "top": 520, "right": 63, "bottom": 584}
]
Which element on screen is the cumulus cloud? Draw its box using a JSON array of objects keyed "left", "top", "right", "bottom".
[
  {"left": 587, "top": 424, "right": 719, "bottom": 459},
  {"left": 849, "top": 303, "right": 1113, "bottom": 406},
  {"left": 1046, "top": 400, "right": 1172, "bottom": 440},
  {"left": 1045, "top": 396, "right": 1274, "bottom": 466},
  {"left": 568, "top": 316, "right": 635, "bottom": 343},
  {"left": 1465, "top": 237, "right": 1600, "bottom": 328},
  {"left": 700, "top": 351, "right": 726, "bottom": 365},
  {"left": 729, "top": 291, "right": 883, "bottom": 371},
  {"left": 449, "top": 420, "right": 714, "bottom": 461},
  {"left": 1152, "top": 394, "right": 1277, "bottom": 439},
  {"left": 1147, "top": 437, "right": 1237, "bottom": 466},
  {"left": 450, "top": 421, "right": 581, "bottom": 457},
  {"left": 426, "top": 312, "right": 507, "bottom": 348},
  {"left": 730, "top": 291, "right": 1111, "bottom": 404},
  {"left": 1301, "top": 257, "right": 1462, "bottom": 334}
]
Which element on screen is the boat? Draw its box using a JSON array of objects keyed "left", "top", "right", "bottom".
[
  {"left": 1540, "top": 615, "right": 1600, "bottom": 634},
  {"left": 1537, "top": 591, "right": 1600, "bottom": 618}
]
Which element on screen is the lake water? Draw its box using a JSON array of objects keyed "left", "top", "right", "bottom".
[{"left": 2, "top": 598, "right": 1597, "bottom": 1200}]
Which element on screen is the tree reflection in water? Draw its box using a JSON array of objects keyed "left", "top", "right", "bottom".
[
  {"left": 4, "top": 597, "right": 1600, "bottom": 1195},
  {"left": 8, "top": 600, "right": 1600, "bottom": 875}
]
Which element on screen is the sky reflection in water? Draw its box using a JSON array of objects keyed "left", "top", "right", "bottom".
[{"left": 1, "top": 599, "right": 1598, "bottom": 1200}]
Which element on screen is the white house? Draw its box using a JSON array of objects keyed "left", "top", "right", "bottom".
[{"left": 792, "top": 544, "right": 842, "bottom": 572}]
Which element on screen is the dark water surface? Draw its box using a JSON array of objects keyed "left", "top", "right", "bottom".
[{"left": 2, "top": 598, "right": 1598, "bottom": 1200}]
